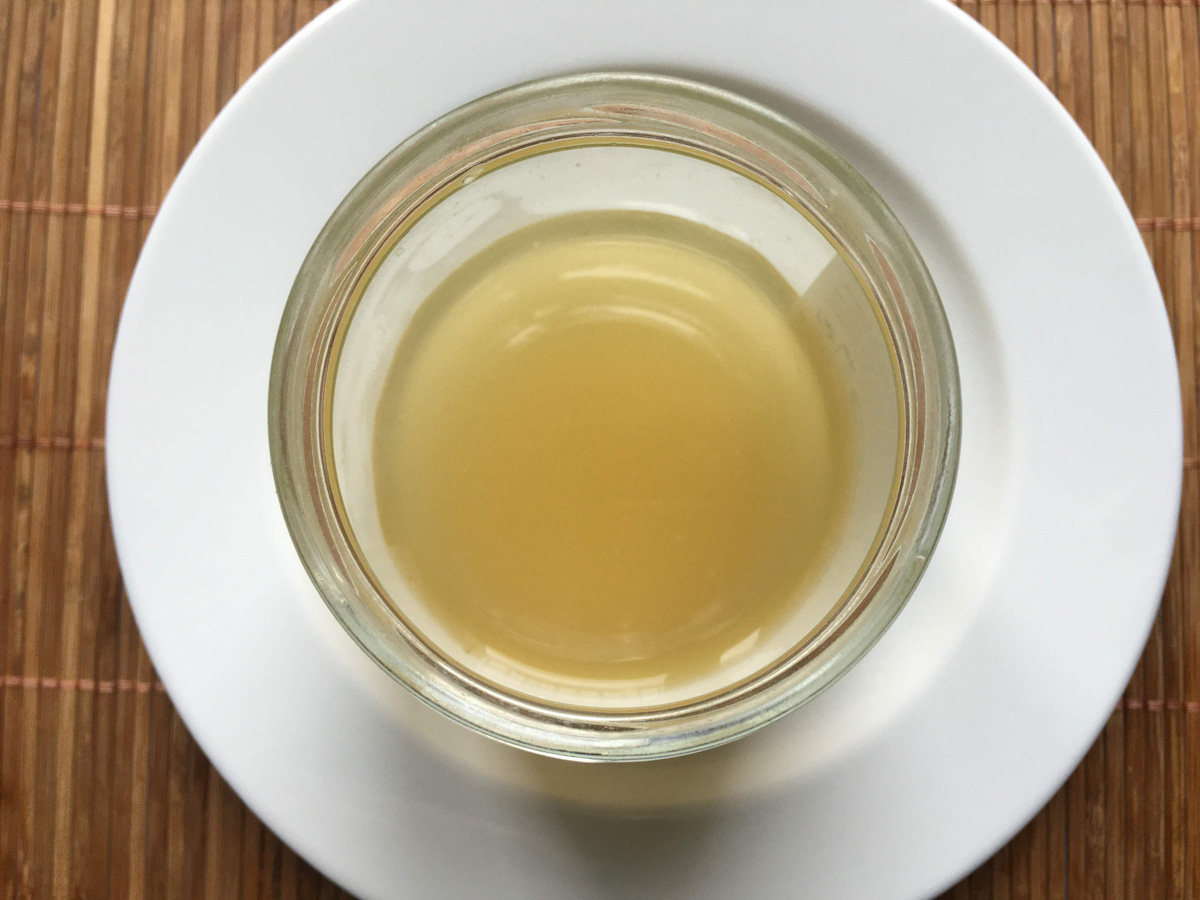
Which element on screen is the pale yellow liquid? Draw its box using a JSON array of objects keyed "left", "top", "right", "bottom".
[{"left": 372, "top": 211, "right": 853, "bottom": 689}]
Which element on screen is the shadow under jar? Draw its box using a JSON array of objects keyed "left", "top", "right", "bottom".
[{"left": 269, "top": 73, "right": 960, "bottom": 761}]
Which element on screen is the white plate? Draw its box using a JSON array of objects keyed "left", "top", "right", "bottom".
[{"left": 106, "top": 1, "right": 1182, "bottom": 897}]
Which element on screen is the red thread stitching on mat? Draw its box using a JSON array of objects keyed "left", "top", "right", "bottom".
[
  {"left": 1119, "top": 698, "right": 1200, "bottom": 712},
  {"left": 975, "top": 0, "right": 1200, "bottom": 6},
  {"left": 0, "top": 435, "right": 105, "bottom": 450},
  {"left": 4, "top": 678, "right": 1200, "bottom": 711},
  {"left": 2, "top": 201, "right": 1198, "bottom": 229},
  {"left": 1135, "top": 216, "right": 1200, "bottom": 231},
  {"left": 1, "top": 675, "right": 166, "bottom": 693},
  {"left": 0, "top": 198, "right": 159, "bottom": 218}
]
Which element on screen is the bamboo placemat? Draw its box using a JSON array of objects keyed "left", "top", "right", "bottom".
[{"left": 0, "top": 1, "right": 1195, "bottom": 897}]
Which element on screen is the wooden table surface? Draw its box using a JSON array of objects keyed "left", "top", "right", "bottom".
[{"left": 0, "top": 1, "right": 1196, "bottom": 897}]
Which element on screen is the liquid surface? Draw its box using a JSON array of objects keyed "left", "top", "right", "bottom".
[{"left": 371, "top": 211, "right": 853, "bottom": 689}]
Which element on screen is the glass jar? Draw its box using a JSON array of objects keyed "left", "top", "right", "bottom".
[{"left": 269, "top": 72, "right": 960, "bottom": 761}]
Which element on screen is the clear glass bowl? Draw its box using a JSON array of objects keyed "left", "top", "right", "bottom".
[{"left": 269, "top": 72, "right": 960, "bottom": 761}]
